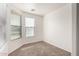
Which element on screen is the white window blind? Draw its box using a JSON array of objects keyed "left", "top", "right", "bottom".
[
  {"left": 10, "top": 12, "right": 21, "bottom": 40},
  {"left": 25, "top": 17, "right": 35, "bottom": 37}
]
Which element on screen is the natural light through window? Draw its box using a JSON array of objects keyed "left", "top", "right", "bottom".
[
  {"left": 10, "top": 12, "right": 21, "bottom": 40},
  {"left": 25, "top": 17, "right": 35, "bottom": 37}
]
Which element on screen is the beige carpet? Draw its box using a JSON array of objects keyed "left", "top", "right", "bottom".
[{"left": 9, "top": 41, "right": 71, "bottom": 56}]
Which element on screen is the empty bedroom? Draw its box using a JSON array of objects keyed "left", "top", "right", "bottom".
[{"left": 0, "top": 3, "right": 76, "bottom": 56}]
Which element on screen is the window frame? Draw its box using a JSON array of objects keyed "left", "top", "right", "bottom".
[
  {"left": 25, "top": 17, "right": 35, "bottom": 37},
  {"left": 10, "top": 10, "right": 22, "bottom": 40}
]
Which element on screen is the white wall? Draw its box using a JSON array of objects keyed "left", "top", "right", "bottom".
[
  {"left": 72, "top": 3, "right": 77, "bottom": 56},
  {"left": 0, "top": 4, "right": 7, "bottom": 48},
  {"left": 43, "top": 4, "right": 72, "bottom": 52},
  {"left": 0, "top": 4, "right": 8, "bottom": 56},
  {"left": 8, "top": 6, "right": 43, "bottom": 53}
]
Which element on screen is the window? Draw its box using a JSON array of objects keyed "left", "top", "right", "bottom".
[
  {"left": 10, "top": 11, "right": 21, "bottom": 40},
  {"left": 25, "top": 17, "right": 35, "bottom": 37}
]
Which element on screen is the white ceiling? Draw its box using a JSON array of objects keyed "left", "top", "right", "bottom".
[{"left": 10, "top": 3, "right": 67, "bottom": 16}]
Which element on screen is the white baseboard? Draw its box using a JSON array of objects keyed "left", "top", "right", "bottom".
[{"left": 43, "top": 40, "right": 71, "bottom": 53}]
